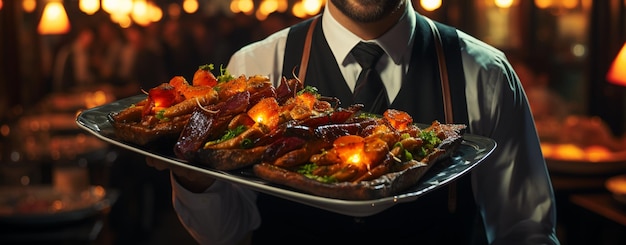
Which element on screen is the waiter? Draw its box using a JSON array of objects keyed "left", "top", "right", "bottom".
[{"left": 148, "top": 0, "right": 560, "bottom": 244}]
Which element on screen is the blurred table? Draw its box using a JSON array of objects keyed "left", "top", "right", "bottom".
[
  {"left": 570, "top": 193, "right": 626, "bottom": 227},
  {"left": 0, "top": 188, "right": 117, "bottom": 245},
  {"left": 560, "top": 193, "right": 626, "bottom": 245},
  {"left": 0, "top": 216, "right": 105, "bottom": 244},
  {"left": 550, "top": 174, "right": 609, "bottom": 192},
  {"left": 547, "top": 164, "right": 626, "bottom": 244}
]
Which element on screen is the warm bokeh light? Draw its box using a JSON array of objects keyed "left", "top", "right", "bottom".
[
  {"left": 542, "top": 142, "right": 623, "bottom": 162},
  {"left": 581, "top": 0, "right": 592, "bottom": 10},
  {"left": 540, "top": 142, "right": 554, "bottom": 157},
  {"left": 494, "top": 0, "right": 514, "bottom": 8},
  {"left": 79, "top": 0, "right": 99, "bottom": 15},
  {"left": 51, "top": 200, "right": 64, "bottom": 211},
  {"left": 534, "top": 0, "right": 577, "bottom": 9},
  {"left": 585, "top": 145, "right": 612, "bottom": 162},
  {"left": 148, "top": 2, "right": 163, "bottom": 22},
  {"left": 110, "top": 12, "right": 131, "bottom": 27},
  {"left": 94, "top": 185, "right": 106, "bottom": 197},
  {"left": 230, "top": 0, "right": 241, "bottom": 13},
  {"left": 259, "top": 0, "right": 278, "bottom": 16},
  {"left": 534, "top": 0, "right": 552, "bottom": 9},
  {"left": 37, "top": 1, "right": 71, "bottom": 35},
  {"left": 23, "top": 0, "right": 36, "bottom": 13},
  {"left": 607, "top": 43, "right": 626, "bottom": 87},
  {"left": 101, "top": 0, "right": 139, "bottom": 15},
  {"left": 420, "top": 0, "right": 442, "bottom": 11},
  {"left": 562, "top": 0, "right": 578, "bottom": 9},
  {"left": 230, "top": 0, "right": 255, "bottom": 14},
  {"left": 83, "top": 90, "right": 109, "bottom": 109},
  {"left": 291, "top": 1, "right": 305, "bottom": 18},
  {"left": 553, "top": 143, "right": 586, "bottom": 160},
  {"left": 239, "top": 0, "right": 254, "bottom": 14},
  {"left": 256, "top": 0, "right": 279, "bottom": 20},
  {"left": 302, "top": 0, "right": 323, "bottom": 15},
  {"left": 168, "top": 2, "right": 182, "bottom": 19},
  {"left": 101, "top": 0, "right": 116, "bottom": 14},
  {"left": 256, "top": 9, "right": 268, "bottom": 21},
  {"left": 0, "top": 124, "right": 10, "bottom": 137},
  {"left": 118, "top": 0, "right": 134, "bottom": 15},
  {"left": 183, "top": 0, "right": 199, "bottom": 14},
  {"left": 572, "top": 43, "right": 586, "bottom": 57},
  {"left": 277, "top": 0, "right": 288, "bottom": 12},
  {"left": 132, "top": 0, "right": 152, "bottom": 26},
  {"left": 0, "top": 0, "right": 3, "bottom": 11}
]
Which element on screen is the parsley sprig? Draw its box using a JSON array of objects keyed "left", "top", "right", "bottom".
[
  {"left": 297, "top": 86, "right": 320, "bottom": 97},
  {"left": 206, "top": 125, "right": 248, "bottom": 146},
  {"left": 208, "top": 64, "right": 235, "bottom": 83},
  {"left": 297, "top": 163, "right": 336, "bottom": 183}
]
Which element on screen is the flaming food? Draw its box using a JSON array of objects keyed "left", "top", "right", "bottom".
[
  {"left": 109, "top": 65, "right": 466, "bottom": 200},
  {"left": 108, "top": 65, "right": 221, "bottom": 145},
  {"left": 253, "top": 115, "right": 465, "bottom": 200},
  {"left": 170, "top": 74, "right": 465, "bottom": 200}
]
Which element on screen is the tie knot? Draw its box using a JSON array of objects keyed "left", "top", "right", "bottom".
[{"left": 351, "top": 42, "right": 384, "bottom": 69}]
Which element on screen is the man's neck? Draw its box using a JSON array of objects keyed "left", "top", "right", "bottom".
[{"left": 327, "top": 1, "right": 406, "bottom": 40}]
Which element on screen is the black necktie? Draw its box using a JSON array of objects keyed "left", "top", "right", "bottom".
[{"left": 351, "top": 42, "right": 389, "bottom": 114}]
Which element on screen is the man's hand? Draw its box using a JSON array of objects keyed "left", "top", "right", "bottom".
[{"left": 145, "top": 157, "right": 216, "bottom": 193}]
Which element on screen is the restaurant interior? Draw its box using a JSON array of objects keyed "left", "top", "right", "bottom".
[{"left": 1, "top": 0, "right": 625, "bottom": 244}]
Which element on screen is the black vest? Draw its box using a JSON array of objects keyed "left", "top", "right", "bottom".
[{"left": 253, "top": 13, "right": 486, "bottom": 245}]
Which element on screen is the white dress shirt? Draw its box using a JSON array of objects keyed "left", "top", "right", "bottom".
[{"left": 171, "top": 1, "right": 560, "bottom": 244}]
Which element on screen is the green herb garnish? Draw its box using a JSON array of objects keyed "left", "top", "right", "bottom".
[
  {"left": 199, "top": 64, "right": 212, "bottom": 71},
  {"left": 297, "top": 86, "right": 320, "bottom": 97},
  {"left": 403, "top": 149, "right": 414, "bottom": 161},
  {"left": 208, "top": 64, "right": 234, "bottom": 83},
  {"left": 393, "top": 141, "right": 414, "bottom": 161},
  {"left": 206, "top": 125, "right": 248, "bottom": 146},
  {"left": 155, "top": 109, "right": 169, "bottom": 121},
  {"left": 419, "top": 130, "right": 442, "bottom": 149},
  {"left": 240, "top": 138, "right": 253, "bottom": 149},
  {"left": 297, "top": 163, "right": 336, "bottom": 183},
  {"left": 357, "top": 112, "right": 381, "bottom": 119},
  {"left": 416, "top": 146, "right": 428, "bottom": 158}
]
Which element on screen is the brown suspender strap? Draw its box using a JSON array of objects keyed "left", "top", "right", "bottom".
[
  {"left": 426, "top": 18, "right": 454, "bottom": 124},
  {"left": 298, "top": 16, "right": 319, "bottom": 83},
  {"left": 426, "top": 17, "right": 458, "bottom": 214}
]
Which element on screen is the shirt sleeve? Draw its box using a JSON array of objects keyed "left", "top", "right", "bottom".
[
  {"left": 170, "top": 29, "right": 290, "bottom": 245},
  {"left": 171, "top": 174, "right": 261, "bottom": 245},
  {"left": 460, "top": 32, "right": 560, "bottom": 244},
  {"left": 227, "top": 28, "right": 290, "bottom": 85}
]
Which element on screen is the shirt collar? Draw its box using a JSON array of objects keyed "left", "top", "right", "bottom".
[{"left": 322, "top": 0, "right": 416, "bottom": 66}]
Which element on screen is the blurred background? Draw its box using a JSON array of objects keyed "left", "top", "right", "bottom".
[{"left": 0, "top": 0, "right": 625, "bottom": 244}]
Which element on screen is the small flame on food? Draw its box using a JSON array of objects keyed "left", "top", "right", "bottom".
[
  {"left": 147, "top": 83, "right": 179, "bottom": 112},
  {"left": 153, "top": 97, "right": 168, "bottom": 108},
  {"left": 247, "top": 97, "right": 280, "bottom": 130},
  {"left": 346, "top": 151, "right": 363, "bottom": 165},
  {"left": 334, "top": 135, "right": 370, "bottom": 168}
]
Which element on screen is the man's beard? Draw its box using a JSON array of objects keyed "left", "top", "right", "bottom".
[{"left": 330, "top": 0, "right": 403, "bottom": 23}]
